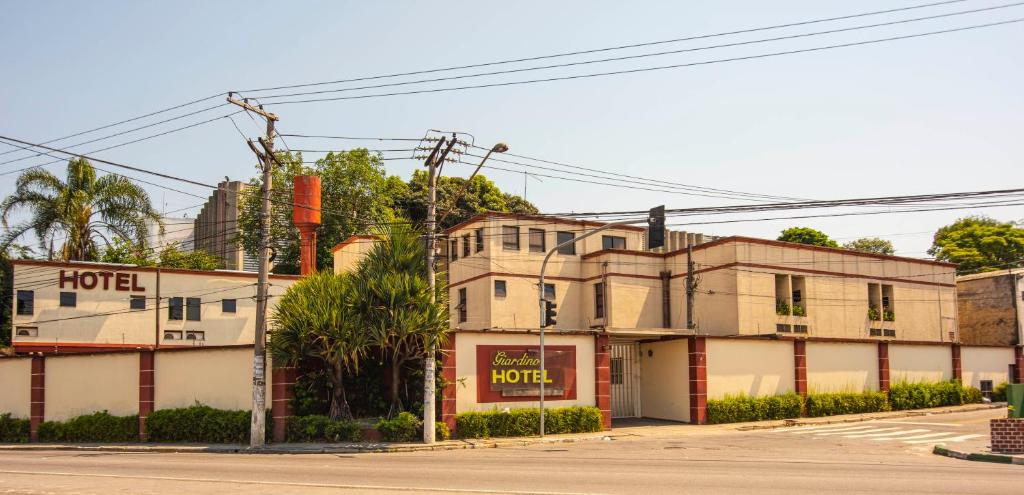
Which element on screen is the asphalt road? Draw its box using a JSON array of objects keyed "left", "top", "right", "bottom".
[{"left": 0, "top": 409, "right": 1017, "bottom": 495}]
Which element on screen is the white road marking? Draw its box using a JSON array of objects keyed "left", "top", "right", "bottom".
[
  {"left": 815, "top": 427, "right": 891, "bottom": 436},
  {"left": 843, "top": 428, "right": 930, "bottom": 438},
  {"left": 904, "top": 434, "right": 983, "bottom": 445},
  {"left": 873, "top": 432, "right": 956, "bottom": 442},
  {"left": 792, "top": 425, "right": 877, "bottom": 435},
  {"left": 769, "top": 424, "right": 865, "bottom": 433},
  {"left": 871, "top": 421, "right": 962, "bottom": 427}
]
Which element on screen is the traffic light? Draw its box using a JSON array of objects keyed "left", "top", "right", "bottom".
[
  {"left": 544, "top": 300, "right": 558, "bottom": 327},
  {"left": 647, "top": 205, "right": 665, "bottom": 250}
]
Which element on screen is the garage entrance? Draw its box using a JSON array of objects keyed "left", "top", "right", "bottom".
[{"left": 610, "top": 341, "right": 641, "bottom": 418}]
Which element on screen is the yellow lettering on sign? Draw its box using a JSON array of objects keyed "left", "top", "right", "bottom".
[{"left": 492, "top": 369, "right": 506, "bottom": 384}]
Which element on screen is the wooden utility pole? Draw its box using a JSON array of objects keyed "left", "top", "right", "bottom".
[{"left": 227, "top": 94, "right": 278, "bottom": 449}]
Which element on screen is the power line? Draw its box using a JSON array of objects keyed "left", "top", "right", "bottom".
[
  {"left": 260, "top": 18, "right": 1024, "bottom": 105},
  {"left": 236, "top": 0, "right": 969, "bottom": 94}
]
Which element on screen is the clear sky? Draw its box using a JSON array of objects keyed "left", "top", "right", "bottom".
[{"left": 1, "top": 0, "right": 1021, "bottom": 257}]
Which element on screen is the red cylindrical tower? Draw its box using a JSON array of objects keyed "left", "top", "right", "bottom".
[{"left": 293, "top": 175, "right": 321, "bottom": 275}]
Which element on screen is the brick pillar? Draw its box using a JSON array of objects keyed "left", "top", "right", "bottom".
[
  {"left": 271, "top": 366, "right": 298, "bottom": 443},
  {"left": 1014, "top": 346, "right": 1024, "bottom": 384},
  {"left": 440, "top": 334, "right": 458, "bottom": 433},
  {"left": 138, "top": 351, "right": 155, "bottom": 441},
  {"left": 595, "top": 334, "right": 612, "bottom": 430},
  {"left": 688, "top": 336, "right": 707, "bottom": 425},
  {"left": 951, "top": 344, "right": 962, "bottom": 382},
  {"left": 878, "top": 342, "right": 890, "bottom": 392},
  {"left": 29, "top": 356, "right": 44, "bottom": 442},
  {"left": 794, "top": 340, "right": 807, "bottom": 399}
]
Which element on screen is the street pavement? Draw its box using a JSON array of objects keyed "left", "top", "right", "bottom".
[{"left": 0, "top": 408, "right": 1017, "bottom": 494}]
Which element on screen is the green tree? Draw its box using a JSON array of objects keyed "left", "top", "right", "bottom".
[
  {"left": 842, "top": 237, "right": 896, "bottom": 256},
  {"left": 349, "top": 222, "right": 448, "bottom": 415},
  {"left": 778, "top": 227, "right": 839, "bottom": 248},
  {"left": 400, "top": 170, "right": 538, "bottom": 230},
  {"left": 927, "top": 216, "right": 1024, "bottom": 274},
  {"left": 270, "top": 271, "right": 368, "bottom": 420},
  {"left": 100, "top": 238, "right": 221, "bottom": 270},
  {"left": 1, "top": 158, "right": 161, "bottom": 260}
]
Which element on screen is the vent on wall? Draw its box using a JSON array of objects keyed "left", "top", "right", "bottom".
[{"left": 15, "top": 326, "right": 38, "bottom": 337}]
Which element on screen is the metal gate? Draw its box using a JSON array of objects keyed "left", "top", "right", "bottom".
[{"left": 610, "top": 342, "right": 641, "bottom": 418}]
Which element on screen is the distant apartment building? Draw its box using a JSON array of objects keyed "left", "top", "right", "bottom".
[
  {"left": 193, "top": 180, "right": 255, "bottom": 271},
  {"left": 957, "top": 268, "right": 1024, "bottom": 346},
  {"left": 147, "top": 217, "right": 195, "bottom": 251}
]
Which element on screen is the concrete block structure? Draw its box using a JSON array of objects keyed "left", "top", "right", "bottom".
[
  {"left": 192, "top": 180, "right": 253, "bottom": 271},
  {"left": 957, "top": 268, "right": 1023, "bottom": 347}
]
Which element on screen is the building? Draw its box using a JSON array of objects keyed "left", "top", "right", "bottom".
[
  {"left": 333, "top": 212, "right": 1012, "bottom": 431},
  {"left": 9, "top": 259, "right": 298, "bottom": 354},
  {"left": 193, "top": 180, "right": 255, "bottom": 271},
  {"left": 147, "top": 216, "right": 195, "bottom": 251},
  {"left": 957, "top": 268, "right": 1024, "bottom": 346}
]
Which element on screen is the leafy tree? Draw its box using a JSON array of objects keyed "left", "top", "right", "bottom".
[
  {"left": 399, "top": 170, "right": 538, "bottom": 230},
  {"left": 778, "top": 227, "right": 839, "bottom": 248},
  {"left": 842, "top": 237, "right": 896, "bottom": 256},
  {"left": 349, "top": 222, "right": 448, "bottom": 415},
  {"left": 1, "top": 158, "right": 162, "bottom": 261},
  {"left": 100, "top": 237, "right": 221, "bottom": 270},
  {"left": 927, "top": 216, "right": 1024, "bottom": 274},
  {"left": 270, "top": 271, "right": 368, "bottom": 420}
]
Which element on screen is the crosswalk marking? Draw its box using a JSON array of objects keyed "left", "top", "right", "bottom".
[
  {"left": 814, "top": 426, "right": 886, "bottom": 436},
  {"left": 904, "top": 434, "right": 982, "bottom": 445},
  {"left": 843, "top": 428, "right": 929, "bottom": 438},
  {"left": 791, "top": 425, "right": 876, "bottom": 435},
  {"left": 872, "top": 432, "right": 957, "bottom": 442},
  {"left": 777, "top": 422, "right": 982, "bottom": 445}
]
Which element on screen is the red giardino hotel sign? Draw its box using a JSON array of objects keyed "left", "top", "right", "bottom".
[{"left": 476, "top": 345, "right": 577, "bottom": 403}]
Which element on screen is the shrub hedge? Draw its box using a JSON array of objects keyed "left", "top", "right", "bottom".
[
  {"left": 376, "top": 412, "right": 421, "bottom": 442},
  {"left": 0, "top": 413, "right": 30, "bottom": 443},
  {"left": 286, "top": 415, "right": 362, "bottom": 442},
  {"left": 888, "top": 380, "right": 968, "bottom": 411},
  {"left": 455, "top": 406, "right": 603, "bottom": 439},
  {"left": 36, "top": 411, "right": 138, "bottom": 443},
  {"left": 706, "top": 393, "right": 803, "bottom": 424},
  {"left": 804, "top": 391, "right": 890, "bottom": 417},
  {"left": 993, "top": 382, "right": 1009, "bottom": 402},
  {"left": 146, "top": 405, "right": 269, "bottom": 443},
  {"left": 435, "top": 421, "right": 451, "bottom": 441}
]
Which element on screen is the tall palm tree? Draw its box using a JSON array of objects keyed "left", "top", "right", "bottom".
[{"left": 1, "top": 158, "right": 161, "bottom": 260}]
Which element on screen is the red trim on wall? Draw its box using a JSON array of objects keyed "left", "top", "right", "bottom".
[
  {"left": 688, "top": 337, "right": 707, "bottom": 425},
  {"left": 11, "top": 259, "right": 300, "bottom": 281},
  {"left": 951, "top": 344, "right": 962, "bottom": 382},
  {"left": 878, "top": 342, "right": 890, "bottom": 392},
  {"left": 794, "top": 340, "right": 807, "bottom": 399},
  {"left": 475, "top": 345, "right": 577, "bottom": 403},
  {"left": 271, "top": 366, "right": 298, "bottom": 443},
  {"left": 29, "top": 356, "right": 44, "bottom": 442},
  {"left": 138, "top": 351, "right": 155, "bottom": 441},
  {"left": 441, "top": 334, "right": 458, "bottom": 433},
  {"left": 594, "top": 335, "right": 611, "bottom": 431},
  {"left": 12, "top": 342, "right": 249, "bottom": 356},
  {"left": 1014, "top": 346, "right": 1024, "bottom": 384}
]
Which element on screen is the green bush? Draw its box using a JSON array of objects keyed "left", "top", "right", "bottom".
[
  {"left": 961, "top": 386, "right": 983, "bottom": 404},
  {"left": 0, "top": 413, "right": 30, "bottom": 443},
  {"left": 376, "top": 412, "right": 421, "bottom": 442},
  {"left": 706, "top": 393, "right": 803, "bottom": 424},
  {"left": 146, "top": 405, "right": 268, "bottom": 443},
  {"left": 37, "top": 411, "right": 137, "bottom": 443},
  {"left": 435, "top": 421, "right": 450, "bottom": 441},
  {"left": 455, "top": 407, "right": 603, "bottom": 438},
  {"left": 993, "top": 382, "right": 1009, "bottom": 402},
  {"left": 805, "top": 392, "right": 890, "bottom": 417},
  {"left": 286, "top": 415, "right": 362, "bottom": 442},
  {"left": 888, "top": 380, "right": 967, "bottom": 411}
]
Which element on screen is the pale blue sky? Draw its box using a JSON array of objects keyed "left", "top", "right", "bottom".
[{"left": 1, "top": 1, "right": 1021, "bottom": 257}]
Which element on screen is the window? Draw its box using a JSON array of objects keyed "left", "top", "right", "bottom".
[
  {"left": 16, "top": 290, "right": 33, "bottom": 315},
  {"left": 501, "top": 226, "right": 520, "bottom": 250},
  {"left": 792, "top": 289, "right": 802, "bottom": 304},
  {"left": 980, "top": 380, "right": 994, "bottom": 399},
  {"left": 494, "top": 280, "right": 507, "bottom": 298},
  {"left": 594, "top": 282, "right": 605, "bottom": 319},
  {"left": 543, "top": 283, "right": 555, "bottom": 302},
  {"left": 793, "top": 324, "right": 808, "bottom": 334},
  {"left": 59, "top": 291, "right": 77, "bottom": 308},
  {"left": 457, "top": 288, "right": 467, "bottom": 323},
  {"left": 475, "top": 228, "right": 484, "bottom": 253},
  {"left": 610, "top": 357, "right": 624, "bottom": 385},
  {"left": 168, "top": 297, "right": 183, "bottom": 320},
  {"left": 130, "top": 295, "right": 146, "bottom": 310},
  {"left": 462, "top": 234, "right": 470, "bottom": 257},
  {"left": 883, "top": 329, "right": 896, "bottom": 337},
  {"left": 186, "top": 297, "right": 201, "bottom": 321},
  {"left": 869, "top": 328, "right": 883, "bottom": 337},
  {"left": 186, "top": 331, "right": 205, "bottom": 341},
  {"left": 222, "top": 299, "right": 237, "bottom": 313},
  {"left": 529, "top": 228, "right": 546, "bottom": 253},
  {"left": 449, "top": 239, "right": 458, "bottom": 261},
  {"left": 556, "top": 231, "right": 576, "bottom": 255},
  {"left": 163, "top": 330, "right": 183, "bottom": 341},
  {"left": 776, "top": 324, "right": 792, "bottom": 333},
  {"left": 15, "top": 326, "right": 38, "bottom": 337},
  {"left": 602, "top": 235, "right": 626, "bottom": 250}
]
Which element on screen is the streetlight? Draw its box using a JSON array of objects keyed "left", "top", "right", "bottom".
[{"left": 436, "top": 142, "right": 509, "bottom": 226}]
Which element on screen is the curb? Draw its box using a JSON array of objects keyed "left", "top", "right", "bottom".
[
  {"left": 932, "top": 445, "right": 1024, "bottom": 465},
  {"left": 733, "top": 403, "right": 1003, "bottom": 431}
]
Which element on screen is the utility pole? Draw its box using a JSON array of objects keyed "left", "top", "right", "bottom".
[
  {"left": 227, "top": 94, "right": 278, "bottom": 449},
  {"left": 423, "top": 135, "right": 456, "bottom": 443},
  {"left": 686, "top": 243, "right": 695, "bottom": 330}
]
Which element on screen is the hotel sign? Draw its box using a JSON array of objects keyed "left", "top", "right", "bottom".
[
  {"left": 60, "top": 270, "right": 145, "bottom": 292},
  {"left": 476, "top": 345, "right": 577, "bottom": 403}
]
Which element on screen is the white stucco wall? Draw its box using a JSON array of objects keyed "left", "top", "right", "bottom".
[
  {"left": 154, "top": 347, "right": 270, "bottom": 411},
  {"left": 0, "top": 358, "right": 31, "bottom": 418},
  {"left": 706, "top": 339, "right": 794, "bottom": 399},
  {"left": 638, "top": 339, "right": 689, "bottom": 422},
  {"left": 806, "top": 342, "right": 879, "bottom": 393},
  {"left": 961, "top": 346, "right": 1014, "bottom": 389},
  {"left": 45, "top": 353, "right": 139, "bottom": 420},
  {"left": 889, "top": 344, "right": 952, "bottom": 384}
]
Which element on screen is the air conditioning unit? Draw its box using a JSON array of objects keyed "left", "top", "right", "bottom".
[{"left": 16, "top": 327, "right": 38, "bottom": 337}]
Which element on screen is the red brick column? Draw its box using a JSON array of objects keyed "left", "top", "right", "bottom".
[
  {"left": 688, "top": 336, "right": 707, "bottom": 425},
  {"left": 951, "top": 344, "right": 962, "bottom": 382},
  {"left": 595, "top": 334, "right": 612, "bottom": 430},
  {"left": 1014, "top": 346, "right": 1024, "bottom": 384},
  {"left": 440, "top": 334, "right": 458, "bottom": 433},
  {"left": 138, "top": 351, "right": 155, "bottom": 441},
  {"left": 29, "top": 356, "right": 44, "bottom": 442},
  {"left": 794, "top": 340, "right": 807, "bottom": 399},
  {"left": 878, "top": 342, "right": 890, "bottom": 392},
  {"left": 990, "top": 418, "right": 1024, "bottom": 454},
  {"left": 271, "top": 366, "right": 298, "bottom": 443}
]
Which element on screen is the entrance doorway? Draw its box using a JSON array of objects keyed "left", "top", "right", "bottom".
[{"left": 610, "top": 342, "right": 641, "bottom": 418}]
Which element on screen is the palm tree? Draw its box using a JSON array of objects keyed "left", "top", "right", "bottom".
[
  {"left": 350, "top": 222, "right": 448, "bottom": 415},
  {"left": 270, "top": 271, "right": 369, "bottom": 420},
  {"left": 1, "top": 158, "right": 161, "bottom": 260}
]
